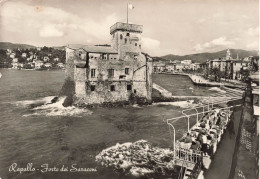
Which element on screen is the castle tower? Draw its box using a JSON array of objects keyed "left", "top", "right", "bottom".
[
  {"left": 226, "top": 48, "right": 232, "bottom": 60},
  {"left": 110, "top": 22, "right": 143, "bottom": 58}
]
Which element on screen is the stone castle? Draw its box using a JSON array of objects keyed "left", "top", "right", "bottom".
[{"left": 62, "top": 22, "right": 153, "bottom": 106}]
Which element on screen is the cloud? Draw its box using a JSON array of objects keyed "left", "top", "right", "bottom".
[
  {"left": 246, "top": 41, "right": 258, "bottom": 50},
  {"left": 1, "top": 2, "right": 118, "bottom": 41},
  {"left": 246, "top": 27, "right": 259, "bottom": 36},
  {"left": 211, "top": 37, "right": 234, "bottom": 46},
  {"left": 142, "top": 37, "right": 160, "bottom": 50},
  {"left": 194, "top": 37, "right": 234, "bottom": 51},
  {"left": 40, "top": 24, "right": 64, "bottom": 37}
]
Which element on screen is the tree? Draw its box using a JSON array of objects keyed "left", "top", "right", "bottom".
[
  {"left": 210, "top": 67, "right": 221, "bottom": 82},
  {"left": 203, "top": 68, "right": 209, "bottom": 79},
  {"left": 240, "top": 68, "right": 250, "bottom": 82}
]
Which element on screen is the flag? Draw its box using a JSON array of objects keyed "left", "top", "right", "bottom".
[{"left": 128, "top": 3, "right": 134, "bottom": 9}]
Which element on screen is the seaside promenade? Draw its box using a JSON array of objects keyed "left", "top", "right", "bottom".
[{"left": 157, "top": 72, "right": 247, "bottom": 89}]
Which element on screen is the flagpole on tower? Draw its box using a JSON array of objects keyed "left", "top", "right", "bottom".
[{"left": 127, "top": 3, "right": 128, "bottom": 24}]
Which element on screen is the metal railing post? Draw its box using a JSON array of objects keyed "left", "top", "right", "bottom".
[
  {"left": 167, "top": 120, "right": 176, "bottom": 158},
  {"left": 194, "top": 108, "right": 199, "bottom": 127}
]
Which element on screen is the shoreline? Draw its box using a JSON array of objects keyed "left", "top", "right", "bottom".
[{"left": 157, "top": 72, "right": 246, "bottom": 90}]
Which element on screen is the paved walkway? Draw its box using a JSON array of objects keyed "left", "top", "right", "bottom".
[
  {"left": 152, "top": 83, "right": 172, "bottom": 97},
  {"left": 203, "top": 103, "right": 242, "bottom": 179},
  {"left": 159, "top": 72, "right": 246, "bottom": 89}
]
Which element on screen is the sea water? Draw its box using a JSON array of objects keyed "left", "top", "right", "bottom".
[{"left": 0, "top": 70, "right": 217, "bottom": 179}]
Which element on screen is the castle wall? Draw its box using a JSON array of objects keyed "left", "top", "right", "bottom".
[
  {"left": 64, "top": 22, "right": 152, "bottom": 106},
  {"left": 74, "top": 81, "right": 131, "bottom": 105},
  {"left": 65, "top": 48, "right": 76, "bottom": 81}
]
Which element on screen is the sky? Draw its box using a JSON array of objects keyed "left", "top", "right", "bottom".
[{"left": 0, "top": 0, "right": 259, "bottom": 56}]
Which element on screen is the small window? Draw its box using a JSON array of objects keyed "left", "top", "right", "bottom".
[
  {"left": 108, "top": 69, "right": 114, "bottom": 77},
  {"left": 134, "top": 89, "right": 137, "bottom": 93},
  {"left": 125, "top": 68, "right": 129, "bottom": 75},
  {"left": 90, "top": 85, "right": 95, "bottom": 91},
  {"left": 125, "top": 38, "right": 127, "bottom": 44},
  {"left": 135, "top": 43, "right": 137, "bottom": 46},
  {"left": 126, "top": 33, "right": 130, "bottom": 36},
  {"left": 127, "top": 85, "right": 132, "bottom": 91},
  {"left": 91, "top": 69, "right": 96, "bottom": 78},
  {"left": 120, "top": 34, "right": 123, "bottom": 40},
  {"left": 110, "top": 85, "right": 115, "bottom": 91},
  {"left": 139, "top": 44, "right": 141, "bottom": 48}
]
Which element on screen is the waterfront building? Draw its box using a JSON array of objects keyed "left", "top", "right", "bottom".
[
  {"left": 165, "top": 62, "right": 175, "bottom": 72},
  {"left": 232, "top": 60, "right": 248, "bottom": 80},
  {"left": 153, "top": 61, "right": 166, "bottom": 72},
  {"left": 64, "top": 22, "right": 153, "bottom": 105},
  {"left": 209, "top": 49, "right": 251, "bottom": 79},
  {"left": 44, "top": 63, "right": 52, "bottom": 68},
  {"left": 34, "top": 60, "right": 44, "bottom": 69},
  {"left": 11, "top": 62, "right": 23, "bottom": 69},
  {"left": 175, "top": 63, "right": 184, "bottom": 72},
  {"left": 57, "top": 63, "right": 64, "bottom": 68}
]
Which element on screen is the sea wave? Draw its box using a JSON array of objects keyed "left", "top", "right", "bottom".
[
  {"left": 208, "top": 87, "right": 226, "bottom": 93},
  {"left": 16, "top": 96, "right": 56, "bottom": 108},
  {"left": 153, "top": 100, "right": 196, "bottom": 108},
  {"left": 17, "top": 96, "right": 92, "bottom": 117}
]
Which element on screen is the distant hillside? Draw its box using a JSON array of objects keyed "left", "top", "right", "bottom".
[
  {"left": 52, "top": 46, "right": 66, "bottom": 50},
  {"left": 0, "top": 42, "right": 36, "bottom": 50},
  {"left": 159, "top": 49, "right": 259, "bottom": 63}
]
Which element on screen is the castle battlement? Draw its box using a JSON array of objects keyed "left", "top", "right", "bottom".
[{"left": 110, "top": 22, "right": 143, "bottom": 34}]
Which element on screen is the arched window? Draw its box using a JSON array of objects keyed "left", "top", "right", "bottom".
[
  {"left": 135, "top": 43, "right": 137, "bottom": 46},
  {"left": 126, "top": 33, "right": 130, "bottom": 37},
  {"left": 120, "top": 34, "right": 123, "bottom": 40}
]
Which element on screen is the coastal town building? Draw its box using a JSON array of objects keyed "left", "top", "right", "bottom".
[
  {"left": 175, "top": 63, "right": 184, "bottom": 72},
  {"left": 64, "top": 22, "right": 153, "bottom": 105},
  {"left": 10, "top": 53, "right": 16, "bottom": 59},
  {"left": 57, "top": 62, "right": 65, "bottom": 68},
  {"left": 153, "top": 61, "right": 166, "bottom": 72},
  {"left": 22, "top": 53, "right": 27, "bottom": 58},
  {"left": 181, "top": 60, "right": 192, "bottom": 65},
  {"left": 208, "top": 49, "right": 251, "bottom": 79},
  {"left": 34, "top": 60, "right": 44, "bottom": 69},
  {"left": 43, "top": 56, "right": 50, "bottom": 62},
  {"left": 44, "top": 63, "right": 52, "bottom": 68}
]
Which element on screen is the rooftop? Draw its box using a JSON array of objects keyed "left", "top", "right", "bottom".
[
  {"left": 110, "top": 22, "right": 143, "bottom": 34},
  {"left": 67, "top": 44, "right": 118, "bottom": 54}
]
